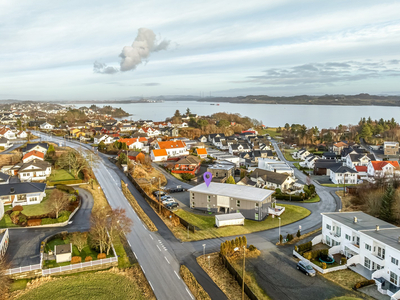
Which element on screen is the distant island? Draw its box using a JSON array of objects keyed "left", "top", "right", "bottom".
[{"left": 197, "top": 93, "right": 400, "bottom": 106}]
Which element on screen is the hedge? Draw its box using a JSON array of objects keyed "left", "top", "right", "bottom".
[
  {"left": 27, "top": 219, "right": 42, "bottom": 226},
  {"left": 12, "top": 206, "right": 23, "bottom": 212},
  {"left": 303, "top": 249, "right": 329, "bottom": 260},
  {"left": 85, "top": 256, "right": 92, "bottom": 262},
  {"left": 274, "top": 194, "right": 303, "bottom": 201},
  {"left": 71, "top": 256, "right": 82, "bottom": 264},
  {"left": 354, "top": 280, "right": 375, "bottom": 290},
  {"left": 55, "top": 184, "right": 79, "bottom": 195},
  {"left": 97, "top": 253, "right": 106, "bottom": 259},
  {"left": 296, "top": 241, "right": 312, "bottom": 254},
  {"left": 47, "top": 180, "right": 83, "bottom": 187}
]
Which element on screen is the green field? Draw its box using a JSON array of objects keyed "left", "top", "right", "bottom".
[
  {"left": 259, "top": 127, "right": 281, "bottom": 138},
  {"left": 320, "top": 183, "right": 354, "bottom": 188},
  {"left": 48, "top": 169, "right": 83, "bottom": 182},
  {"left": 174, "top": 204, "right": 310, "bottom": 241},
  {"left": 14, "top": 272, "right": 146, "bottom": 300}
]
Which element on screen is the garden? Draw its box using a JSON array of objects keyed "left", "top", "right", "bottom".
[
  {"left": 0, "top": 185, "right": 79, "bottom": 228},
  {"left": 42, "top": 231, "right": 115, "bottom": 269}
]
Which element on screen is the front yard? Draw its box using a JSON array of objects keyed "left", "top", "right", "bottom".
[
  {"left": 301, "top": 194, "right": 321, "bottom": 203},
  {"left": 283, "top": 149, "right": 300, "bottom": 162},
  {"left": 173, "top": 204, "right": 310, "bottom": 241},
  {"left": 323, "top": 269, "right": 369, "bottom": 291}
]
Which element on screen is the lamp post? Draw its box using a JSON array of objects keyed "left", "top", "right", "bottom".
[
  {"left": 202, "top": 244, "right": 206, "bottom": 262},
  {"left": 278, "top": 217, "right": 281, "bottom": 243},
  {"left": 242, "top": 245, "right": 246, "bottom": 300}
]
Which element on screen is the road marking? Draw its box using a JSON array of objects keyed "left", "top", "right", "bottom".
[
  {"left": 174, "top": 270, "right": 180, "bottom": 279},
  {"left": 149, "top": 234, "right": 153, "bottom": 240},
  {"left": 133, "top": 252, "right": 137, "bottom": 259},
  {"left": 127, "top": 240, "right": 131, "bottom": 247},
  {"left": 149, "top": 281, "right": 154, "bottom": 291},
  {"left": 142, "top": 224, "right": 146, "bottom": 229},
  {"left": 156, "top": 245, "right": 161, "bottom": 251},
  {"left": 164, "top": 256, "right": 170, "bottom": 264},
  {"left": 141, "top": 266, "right": 145, "bottom": 274},
  {"left": 186, "top": 288, "right": 194, "bottom": 299}
]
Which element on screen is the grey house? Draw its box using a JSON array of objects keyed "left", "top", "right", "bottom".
[
  {"left": 188, "top": 183, "right": 274, "bottom": 221},
  {"left": 207, "top": 161, "right": 235, "bottom": 179}
]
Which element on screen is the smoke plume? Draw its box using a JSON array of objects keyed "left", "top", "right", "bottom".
[{"left": 94, "top": 28, "right": 170, "bottom": 74}]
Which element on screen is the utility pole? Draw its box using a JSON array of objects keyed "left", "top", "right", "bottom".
[
  {"left": 158, "top": 177, "right": 161, "bottom": 214},
  {"left": 242, "top": 246, "right": 246, "bottom": 300},
  {"left": 343, "top": 173, "right": 346, "bottom": 197}
]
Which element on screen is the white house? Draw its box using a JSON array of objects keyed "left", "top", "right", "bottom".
[
  {"left": 94, "top": 134, "right": 113, "bottom": 144},
  {"left": 258, "top": 158, "right": 294, "bottom": 176},
  {"left": 346, "top": 153, "right": 375, "bottom": 169},
  {"left": 22, "top": 150, "right": 45, "bottom": 163},
  {"left": 39, "top": 122, "right": 55, "bottom": 130},
  {"left": 229, "top": 143, "right": 251, "bottom": 155},
  {"left": 0, "top": 138, "right": 12, "bottom": 149},
  {"left": 320, "top": 212, "right": 400, "bottom": 299},
  {"left": 0, "top": 128, "right": 16, "bottom": 140},
  {"left": 0, "top": 182, "right": 47, "bottom": 206},
  {"left": 55, "top": 243, "right": 72, "bottom": 263},
  {"left": 11, "top": 160, "right": 52, "bottom": 182},
  {"left": 329, "top": 165, "right": 358, "bottom": 184},
  {"left": 22, "top": 143, "right": 48, "bottom": 155},
  {"left": 199, "top": 136, "right": 207, "bottom": 143},
  {"left": 250, "top": 168, "right": 297, "bottom": 192},
  {"left": 17, "top": 131, "right": 28, "bottom": 139},
  {"left": 293, "top": 148, "right": 311, "bottom": 160},
  {"left": 138, "top": 127, "right": 160, "bottom": 137},
  {"left": 300, "top": 154, "right": 319, "bottom": 169},
  {"left": 367, "top": 161, "right": 400, "bottom": 178},
  {"left": 155, "top": 140, "right": 188, "bottom": 157},
  {"left": 150, "top": 149, "right": 168, "bottom": 162},
  {"left": 332, "top": 141, "right": 348, "bottom": 155}
]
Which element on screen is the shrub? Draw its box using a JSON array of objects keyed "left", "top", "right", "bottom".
[
  {"left": 279, "top": 234, "right": 283, "bottom": 244},
  {"left": 354, "top": 280, "right": 375, "bottom": 290},
  {"left": 322, "top": 262, "right": 327, "bottom": 269},
  {"left": 27, "top": 219, "right": 42, "bottom": 226},
  {"left": 248, "top": 245, "right": 257, "bottom": 251},
  {"left": 303, "top": 252, "right": 312, "bottom": 260},
  {"left": 70, "top": 195, "right": 77, "bottom": 202},
  {"left": 12, "top": 205, "right": 23, "bottom": 212},
  {"left": 48, "top": 180, "right": 83, "bottom": 187},
  {"left": 294, "top": 246, "right": 298, "bottom": 252},
  {"left": 55, "top": 184, "right": 78, "bottom": 194},
  {"left": 41, "top": 218, "right": 58, "bottom": 225},
  {"left": 274, "top": 194, "right": 303, "bottom": 201},
  {"left": 10, "top": 211, "right": 20, "bottom": 224},
  {"left": 297, "top": 241, "right": 312, "bottom": 254},
  {"left": 85, "top": 256, "right": 93, "bottom": 262},
  {"left": 341, "top": 257, "right": 347, "bottom": 265},
  {"left": 19, "top": 214, "right": 27, "bottom": 224},
  {"left": 71, "top": 256, "right": 82, "bottom": 264},
  {"left": 97, "top": 253, "right": 106, "bottom": 259},
  {"left": 296, "top": 230, "right": 301, "bottom": 238},
  {"left": 181, "top": 173, "right": 195, "bottom": 181},
  {"left": 57, "top": 211, "right": 71, "bottom": 223}
]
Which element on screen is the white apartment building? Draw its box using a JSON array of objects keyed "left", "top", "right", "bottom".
[{"left": 321, "top": 212, "right": 400, "bottom": 299}]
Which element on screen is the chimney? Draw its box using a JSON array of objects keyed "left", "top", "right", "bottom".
[
  {"left": 10, "top": 187, "right": 15, "bottom": 194},
  {"left": 376, "top": 225, "right": 380, "bottom": 231},
  {"left": 353, "top": 216, "right": 358, "bottom": 223}
]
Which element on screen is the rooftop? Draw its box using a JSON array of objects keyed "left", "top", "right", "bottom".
[
  {"left": 208, "top": 163, "right": 235, "bottom": 171},
  {"left": 189, "top": 182, "right": 274, "bottom": 202},
  {"left": 362, "top": 228, "right": 400, "bottom": 251},
  {"left": 55, "top": 243, "right": 72, "bottom": 255},
  {"left": 215, "top": 213, "right": 245, "bottom": 221}
]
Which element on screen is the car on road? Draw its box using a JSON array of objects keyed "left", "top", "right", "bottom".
[
  {"left": 165, "top": 202, "right": 179, "bottom": 209},
  {"left": 296, "top": 261, "right": 316, "bottom": 277},
  {"left": 162, "top": 198, "right": 175, "bottom": 205}
]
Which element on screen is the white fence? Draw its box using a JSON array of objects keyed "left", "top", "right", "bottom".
[
  {"left": 42, "top": 256, "right": 118, "bottom": 276},
  {"left": 268, "top": 205, "right": 286, "bottom": 216},
  {"left": 6, "top": 264, "right": 41, "bottom": 275}
]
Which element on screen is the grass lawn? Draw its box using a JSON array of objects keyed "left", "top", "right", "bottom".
[
  {"left": 173, "top": 204, "right": 310, "bottom": 241},
  {"left": 283, "top": 149, "right": 300, "bottom": 162},
  {"left": 113, "top": 235, "right": 132, "bottom": 269},
  {"left": 301, "top": 194, "right": 320, "bottom": 203},
  {"left": 15, "top": 190, "right": 53, "bottom": 216},
  {"left": 329, "top": 297, "right": 363, "bottom": 300},
  {"left": 259, "top": 128, "right": 281, "bottom": 139},
  {"left": 323, "top": 269, "right": 368, "bottom": 291},
  {"left": 48, "top": 169, "right": 83, "bottom": 182},
  {"left": 0, "top": 214, "right": 18, "bottom": 228},
  {"left": 171, "top": 172, "right": 183, "bottom": 181},
  {"left": 14, "top": 272, "right": 147, "bottom": 300},
  {"left": 10, "top": 279, "right": 29, "bottom": 292}
]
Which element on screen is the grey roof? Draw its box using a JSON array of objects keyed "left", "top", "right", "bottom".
[
  {"left": 314, "top": 159, "right": 342, "bottom": 169},
  {"left": 361, "top": 228, "right": 400, "bottom": 251},
  {"left": 0, "top": 137, "right": 9, "bottom": 144},
  {"left": 55, "top": 243, "right": 72, "bottom": 255},
  {"left": 0, "top": 172, "right": 10, "bottom": 183},
  {"left": 322, "top": 152, "right": 336, "bottom": 158},
  {"left": 208, "top": 162, "right": 235, "bottom": 171},
  {"left": 0, "top": 182, "right": 46, "bottom": 196},
  {"left": 349, "top": 153, "right": 374, "bottom": 162},
  {"left": 322, "top": 211, "right": 396, "bottom": 231},
  {"left": 189, "top": 182, "right": 274, "bottom": 202},
  {"left": 13, "top": 160, "right": 51, "bottom": 172},
  {"left": 329, "top": 165, "right": 358, "bottom": 174},
  {"left": 23, "top": 143, "right": 48, "bottom": 153},
  {"left": 215, "top": 213, "right": 245, "bottom": 221},
  {"left": 251, "top": 168, "right": 290, "bottom": 185}
]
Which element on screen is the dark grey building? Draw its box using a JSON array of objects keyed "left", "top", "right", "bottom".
[
  {"left": 188, "top": 182, "right": 274, "bottom": 221},
  {"left": 207, "top": 161, "right": 235, "bottom": 179}
]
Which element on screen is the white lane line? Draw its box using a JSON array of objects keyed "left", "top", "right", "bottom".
[
  {"left": 141, "top": 266, "right": 145, "bottom": 274},
  {"left": 164, "top": 256, "right": 170, "bottom": 264},
  {"left": 174, "top": 270, "right": 180, "bottom": 279},
  {"left": 127, "top": 240, "right": 131, "bottom": 247},
  {"left": 156, "top": 245, "right": 161, "bottom": 252},
  {"left": 149, "top": 281, "right": 154, "bottom": 291},
  {"left": 133, "top": 252, "right": 137, "bottom": 259},
  {"left": 149, "top": 234, "right": 153, "bottom": 240},
  {"left": 142, "top": 224, "right": 146, "bottom": 229},
  {"left": 186, "top": 288, "right": 194, "bottom": 299}
]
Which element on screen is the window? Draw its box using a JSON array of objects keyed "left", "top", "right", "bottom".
[
  {"left": 364, "top": 257, "right": 371, "bottom": 269},
  {"left": 255, "top": 213, "right": 259, "bottom": 220},
  {"left": 345, "top": 234, "right": 351, "bottom": 241},
  {"left": 326, "top": 224, "right": 331, "bottom": 230},
  {"left": 255, "top": 203, "right": 259, "bottom": 208},
  {"left": 378, "top": 247, "right": 385, "bottom": 259},
  {"left": 191, "top": 193, "right": 194, "bottom": 200},
  {"left": 191, "top": 202, "right": 195, "bottom": 208},
  {"left": 365, "top": 244, "right": 371, "bottom": 251},
  {"left": 392, "top": 257, "right": 399, "bottom": 266},
  {"left": 236, "top": 200, "right": 240, "bottom": 207},
  {"left": 390, "top": 271, "right": 398, "bottom": 285},
  {"left": 207, "top": 195, "right": 211, "bottom": 202},
  {"left": 207, "top": 204, "right": 211, "bottom": 212}
]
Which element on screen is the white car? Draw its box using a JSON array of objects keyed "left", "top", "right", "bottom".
[{"left": 162, "top": 198, "right": 175, "bottom": 205}]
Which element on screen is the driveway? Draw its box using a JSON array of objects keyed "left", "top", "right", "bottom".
[
  {"left": 152, "top": 163, "right": 193, "bottom": 190},
  {"left": 6, "top": 187, "right": 93, "bottom": 268}
]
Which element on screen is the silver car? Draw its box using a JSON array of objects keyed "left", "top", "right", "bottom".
[{"left": 296, "top": 261, "right": 316, "bottom": 277}]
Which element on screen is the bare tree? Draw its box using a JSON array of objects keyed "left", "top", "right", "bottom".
[
  {"left": 56, "top": 149, "right": 88, "bottom": 179},
  {"left": 90, "top": 210, "right": 109, "bottom": 254},
  {"left": 47, "top": 189, "right": 69, "bottom": 218},
  {"left": 70, "top": 232, "right": 88, "bottom": 252},
  {"left": 0, "top": 256, "right": 11, "bottom": 300}
]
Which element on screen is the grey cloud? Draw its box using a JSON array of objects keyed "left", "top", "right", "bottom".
[
  {"left": 93, "top": 61, "right": 119, "bottom": 74},
  {"left": 94, "top": 28, "right": 170, "bottom": 75},
  {"left": 238, "top": 60, "right": 400, "bottom": 86},
  {"left": 143, "top": 82, "right": 160, "bottom": 86}
]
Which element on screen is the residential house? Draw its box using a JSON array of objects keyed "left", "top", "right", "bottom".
[
  {"left": 188, "top": 183, "right": 274, "bottom": 220},
  {"left": 207, "top": 161, "right": 235, "bottom": 179},
  {"left": 138, "top": 127, "right": 160, "bottom": 137},
  {"left": 252, "top": 150, "right": 274, "bottom": 163},
  {"left": 11, "top": 160, "right": 52, "bottom": 182},
  {"left": 22, "top": 150, "right": 45, "bottom": 163},
  {"left": 150, "top": 149, "right": 168, "bottom": 162},
  {"left": 119, "top": 124, "right": 136, "bottom": 132},
  {"left": 229, "top": 143, "right": 251, "bottom": 155},
  {"left": 17, "top": 131, "right": 28, "bottom": 139},
  {"left": 341, "top": 146, "right": 367, "bottom": 161},
  {"left": 322, "top": 152, "right": 336, "bottom": 160},
  {"left": 0, "top": 173, "right": 10, "bottom": 185},
  {"left": 250, "top": 168, "right": 296, "bottom": 192},
  {"left": 155, "top": 140, "right": 188, "bottom": 157},
  {"left": 313, "top": 159, "right": 343, "bottom": 176},
  {"left": 329, "top": 165, "right": 358, "bottom": 184},
  {"left": 346, "top": 153, "right": 375, "bottom": 169},
  {"left": 320, "top": 211, "right": 400, "bottom": 298},
  {"left": 0, "top": 128, "right": 16, "bottom": 140},
  {"left": 198, "top": 136, "right": 207, "bottom": 143},
  {"left": 333, "top": 141, "right": 348, "bottom": 155},
  {"left": 367, "top": 161, "right": 400, "bottom": 178},
  {"left": 355, "top": 166, "right": 368, "bottom": 178},
  {"left": 300, "top": 154, "right": 319, "bottom": 169},
  {"left": 258, "top": 158, "right": 294, "bottom": 176},
  {"left": 196, "top": 148, "right": 208, "bottom": 159},
  {"left": 161, "top": 127, "right": 179, "bottom": 137},
  {"left": 39, "top": 122, "right": 55, "bottom": 130},
  {"left": 208, "top": 133, "right": 225, "bottom": 142},
  {"left": 384, "top": 142, "right": 399, "bottom": 156},
  {"left": 0, "top": 182, "right": 46, "bottom": 206},
  {"left": 118, "top": 138, "right": 145, "bottom": 150},
  {"left": 22, "top": 143, "right": 48, "bottom": 155},
  {"left": 94, "top": 134, "right": 113, "bottom": 144},
  {"left": 0, "top": 138, "right": 11, "bottom": 149},
  {"left": 172, "top": 156, "right": 201, "bottom": 175},
  {"left": 126, "top": 151, "right": 145, "bottom": 162}
]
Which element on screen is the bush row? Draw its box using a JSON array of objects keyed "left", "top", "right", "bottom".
[
  {"left": 28, "top": 211, "right": 72, "bottom": 226},
  {"left": 303, "top": 249, "right": 329, "bottom": 261},
  {"left": 55, "top": 184, "right": 79, "bottom": 195},
  {"left": 47, "top": 180, "right": 83, "bottom": 187},
  {"left": 295, "top": 241, "right": 312, "bottom": 254},
  {"left": 220, "top": 236, "right": 248, "bottom": 257},
  {"left": 354, "top": 280, "right": 375, "bottom": 290}
]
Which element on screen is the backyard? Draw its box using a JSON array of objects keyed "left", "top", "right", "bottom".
[
  {"left": 173, "top": 204, "right": 310, "bottom": 241},
  {"left": 47, "top": 169, "right": 83, "bottom": 182}
]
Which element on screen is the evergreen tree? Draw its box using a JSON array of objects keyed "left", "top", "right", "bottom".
[
  {"left": 47, "top": 144, "right": 55, "bottom": 156},
  {"left": 226, "top": 176, "right": 236, "bottom": 184},
  {"left": 242, "top": 236, "right": 247, "bottom": 247},
  {"left": 380, "top": 185, "right": 395, "bottom": 222},
  {"left": 296, "top": 230, "right": 301, "bottom": 238}
]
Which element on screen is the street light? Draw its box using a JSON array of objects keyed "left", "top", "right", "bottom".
[
  {"left": 242, "top": 245, "right": 246, "bottom": 300},
  {"left": 278, "top": 217, "right": 281, "bottom": 244},
  {"left": 202, "top": 244, "right": 206, "bottom": 261}
]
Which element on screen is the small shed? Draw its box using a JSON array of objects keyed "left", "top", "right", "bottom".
[
  {"left": 215, "top": 213, "right": 245, "bottom": 228},
  {"left": 55, "top": 243, "right": 72, "bottom": 263}
]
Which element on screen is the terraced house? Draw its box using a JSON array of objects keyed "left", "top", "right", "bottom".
[{"left": 0, "top": 182, "right": 46, "bottom": 207}]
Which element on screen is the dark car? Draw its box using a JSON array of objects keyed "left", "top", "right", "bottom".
[
  {"left": 153, "top": 190, "right": 166, "bottom": 198},
  {"left": 165, "top": 202, "right": 179, "bottom": 209},
  {"left": 296, "top": 261, "right": 316, "bottom": 277}
]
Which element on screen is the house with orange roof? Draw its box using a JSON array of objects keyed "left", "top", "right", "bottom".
[
  {"left": 332, "top": 141, "right": 348, "bottom": 155},
  {"left": 367, "top": 161, "right": 400, "bottom": 178},
  {"left": 150, "top": 149, "right": 168, "bottom": 162},
  {"left": 22, "top": 150, "right": 45, "bottom": 163},
  {"left": 155, "top": 140, "right": 188, "bottom": 157},
  {"left": 195, "top": 148, "right": 208, "bottom": 159},
  {"left": 0, "top": 128, "right": 16, "bottom": 140},
  {"left": 118, "top": 138, "right": 144, "bottom": 150}
]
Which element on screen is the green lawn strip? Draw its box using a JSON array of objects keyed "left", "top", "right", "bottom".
[
  {"left": 259, "top": 128, "right": 281, "bottom": 139},
  {"left": 174, "top": 204, "right": 310, "bottom": 241},
  {"left": 0, "top": 214, "right": 19, "bottom": 228},
  {"left": 48, "top": 169, "right": 83, "bottom": 182},
  {"left": 14, "top": 272, "right": 146, "bottom": 300},
  {"left": 293, "top": 163, "right": 313, "bottom": 172},
  {"left": 14, "top": 190, "right": 53, "bottom": 216},
  {"left": 283, "top": 149, "right": 300, "bottom": 162},
  {"left": 113, "top": 235, "right": 131, "bottom": 269},
  {"left": 320, "top": 183, "right": 358, "bottom": 188},
  {"left": 301, "top": 194, "right": 320, "bottom": 203},
  {"left": 10, "top": 279, "right": 29, "bottom": 292}
]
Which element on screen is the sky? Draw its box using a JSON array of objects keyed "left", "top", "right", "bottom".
[{"left": 1, "top": 0, "right": 400, "bottom": 100}]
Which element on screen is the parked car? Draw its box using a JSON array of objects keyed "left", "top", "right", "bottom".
[
  {"left": 153, "top": 190, "right": 166, "bottom": 198},
  {"left": 165, "top": 202, "right": 179, "bottom": 209},
  {"left": 162, "top": 198, "right": 175, "bottom": 205},
  {"left": 161, "top": 195, "right": 172, "bottom": 201},
  {"left": 296, "top": 261, "right": 316, "bottom": 277}
]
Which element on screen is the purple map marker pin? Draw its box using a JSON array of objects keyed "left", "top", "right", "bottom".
[{"left": 203, "top": 172, "right": 212, "bottom": 187}]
